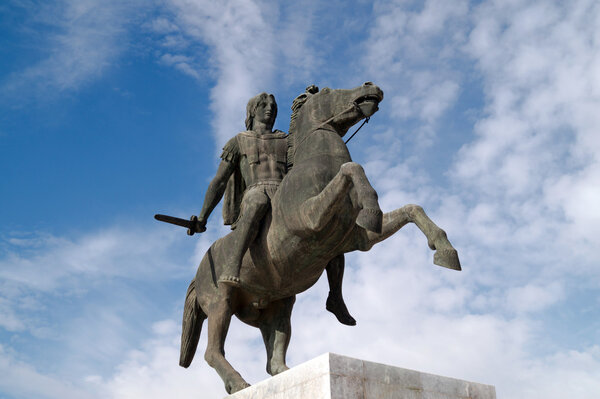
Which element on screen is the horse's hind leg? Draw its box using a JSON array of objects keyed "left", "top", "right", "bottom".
[
  {"left": 203, "top": 285, "right": 250, "bottom": 394},
  {"left": 358, "top": 205, "right": 461, "bottom": 270},
  {"left": 259, "top": 296, "right": 295, "bottom": 376}
]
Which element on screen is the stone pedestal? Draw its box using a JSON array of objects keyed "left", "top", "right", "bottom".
[{"left": 228, "top": 353, "right": 496, "bottom": 399}]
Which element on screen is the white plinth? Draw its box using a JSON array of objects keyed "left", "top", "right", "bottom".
[{"left": 228, "top": 353, "right": 496, "bottom": 399}]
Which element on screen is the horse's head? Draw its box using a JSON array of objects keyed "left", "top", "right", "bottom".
[{"left": 290, "top": 82, "right": 384, "bottom": 139}]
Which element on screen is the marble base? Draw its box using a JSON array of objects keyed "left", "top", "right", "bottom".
[{"left": 228, "top": 353, "right": 496, "bottom": 399}]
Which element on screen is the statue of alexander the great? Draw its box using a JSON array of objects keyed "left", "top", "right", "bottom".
[
  {"left": 192, "top": 92, "right": 355, "bottom": 324},
  {"left": 156, "top": 82, "right": 461, "bottom": 394}
]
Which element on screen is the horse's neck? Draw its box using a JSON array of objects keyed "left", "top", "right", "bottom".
[{"left": 293, "top": 125, "right": 351, "bottom": 164}]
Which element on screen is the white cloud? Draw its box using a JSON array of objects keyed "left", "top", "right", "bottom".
[
  {"left": 446, "top": 0, "right": 600, "bottom": 286},
  {"left": 0, "top": 223, "right": 201, "bottom": 383},
  {"left": 90, "top": 232, "right": 600, "bottom": 399},
  {"left": 82, "top": 317, "right": 269, "bottom": 398},
  {"left": 348, "top": 1, "right": 600, "bottom": 398},
  {"left": 148, "top": 17, "right": 180, "bottom": 35},
  {"left": 457, "top": 0, "right": 600, "bottom": 198},
  {"left": 0, "top": 298, "right": 25, "bottom": 332},
  {"left": 1, "top": 0, "right": 142, "bottom": 103},
  {"left": 153, "top": 0, "right": 278, "bottom": 148},
  {"left": 363, "top": 0, "right": 469, "bottom": 146},
  {"left": 0, "top": 216, "right": 235, "bottom": 396},
  {"left": 506, "top": 283, "right": 564, "bottom": 314},
  {"left": 149, "top": 0, "right": 322, "bottom": 149},
  {"left": 159, "top": 53, "right": 201, "bottom": 79},
  {"left": 545, "top": 165, "right": 600, "bottom": 239},
  {"left": 515, "top": 346, "right": 600, "bottom": 399},
  {"left": 2, "top": 1, "right": 600, "bottom": 398},
  {"left": 0, "top": 345, "right": 95, "bottom": 399},
  {"left": 0, "top": 227, "right": 186, "bottom": 294}
]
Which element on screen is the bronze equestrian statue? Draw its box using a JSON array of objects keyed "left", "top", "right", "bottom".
[
  {"left": 157, "top": 82, "right": 461, "bottom": 394},
  {"left": 193, "top": 91, "right": 355, "bottom": 325}
]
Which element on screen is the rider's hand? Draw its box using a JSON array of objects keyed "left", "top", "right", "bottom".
[
  {"left": 187, "top": 215, "right": 206, "bottom": 235},
  {"left": 196, "top": 216, "right": 207, "bottom": 233}
]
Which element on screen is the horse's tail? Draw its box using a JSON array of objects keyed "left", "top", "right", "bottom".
[{"left": 179, "top": 278, "right": 206, "bottom": 368}]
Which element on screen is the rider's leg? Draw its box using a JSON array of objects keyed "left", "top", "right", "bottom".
[
  {"left": 219, "top": 188, "right": 269, "bottom": 286},
  {"left": 325, "top": 254, "right": 356, "bottom": 326}
]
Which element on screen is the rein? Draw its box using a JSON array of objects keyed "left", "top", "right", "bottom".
[
  {"left": 344, "top": 116, "right": 369, "bottom": 144},
  {"left": 292, "top": 102, "right": 370, "bottom": 158}
]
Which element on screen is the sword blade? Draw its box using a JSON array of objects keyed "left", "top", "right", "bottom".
[{"left": 154, "top": 214, "right": 194, "bottom": 229}]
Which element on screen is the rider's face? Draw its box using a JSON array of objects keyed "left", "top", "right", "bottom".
[{"left": 255, "top": 96, "right": 276, "bottom": 127}]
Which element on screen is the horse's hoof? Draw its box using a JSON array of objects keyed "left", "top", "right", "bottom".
[
  {"left": 268, "top": 363, "right": 290, "bottom": 376},
  {"left": 433, "top": 248, "right": 461, "bottom": 271},
  {"left": 227, "top": 380, "right": 250, "bottom": 394},
  {"left": 356, "top": 208, "right": 383, "bottom": 234}
]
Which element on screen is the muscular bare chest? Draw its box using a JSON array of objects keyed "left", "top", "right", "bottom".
[{"left": 237, "top": 132, "right": 288, "bottom": 186}]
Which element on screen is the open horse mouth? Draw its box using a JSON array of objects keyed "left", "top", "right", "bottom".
[
  {"left": 354, "top": 94, "right": 381, "bottom": 117},
  {"left": 355, "top": 94, "right": 382, "bottom": 104}
]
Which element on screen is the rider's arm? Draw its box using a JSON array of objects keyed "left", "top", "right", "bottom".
[{"left": 198, "top": 159, "right": 236, "bottom": 228}]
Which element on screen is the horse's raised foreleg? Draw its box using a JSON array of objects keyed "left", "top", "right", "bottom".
[
  {"left": 203, "top": 285, "right": 250, "bottom": 394},
  {"left": 360, "top": 204, "right": 461, "bottom": 270},
  {"left": 343, "top": 163, "right": 383, "bottom": 234},
  {"left": 258, "top": 296, "right": 295, "bottom": 376},
  {"left": 299, "top": 165, "right": 353, "bottom": 232},
  {"left": 299, "top": 162, "right": 382, "bottom": 233}
]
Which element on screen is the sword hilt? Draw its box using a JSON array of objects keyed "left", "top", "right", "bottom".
[
  {"left": 187, "top": 215, "right": 207, "bottom": 235},
  {"left": 187, "top": 215, "right": 198, "bottom": 236}
]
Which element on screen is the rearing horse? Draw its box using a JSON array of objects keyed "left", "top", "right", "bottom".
[{"left": 179, "top": 82, "right": 461, "bottom": 394}]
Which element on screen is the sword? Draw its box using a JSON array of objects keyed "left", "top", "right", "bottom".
[{"left": 154, "top": 214, "right": 206, "bottom": 235}]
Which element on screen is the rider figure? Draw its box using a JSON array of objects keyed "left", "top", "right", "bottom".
[{"left": 196, "top": 92, "right": 356, "bottom": 325}]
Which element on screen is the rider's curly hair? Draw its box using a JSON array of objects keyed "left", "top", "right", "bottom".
[{"left": 245, "top": 93, "right": 277, "bottom": 131}]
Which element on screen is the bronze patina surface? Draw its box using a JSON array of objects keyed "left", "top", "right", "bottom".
[{"left": 156, "top": 82, "right": 461, "bottom": 394}]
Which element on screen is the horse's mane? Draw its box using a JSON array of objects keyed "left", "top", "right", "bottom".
[{"left": 287, "top": 85, "right": 318, "bottom": 169}]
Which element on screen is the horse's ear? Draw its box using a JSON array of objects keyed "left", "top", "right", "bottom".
[{"left": 306, "top": 84, "right": 319, "bottom": 94}]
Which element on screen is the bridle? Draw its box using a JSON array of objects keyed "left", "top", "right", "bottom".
[{"left": 292, "top": 101, "right": 371, "bottom": 159}]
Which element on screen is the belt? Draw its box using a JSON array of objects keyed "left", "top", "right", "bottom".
[{"left": 247, "top": 179, "right": 282, "bottom": 188}]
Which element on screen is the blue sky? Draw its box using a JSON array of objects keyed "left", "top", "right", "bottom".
[{"left": 1, "top": 1, "right": 599, "bottom": 398}]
